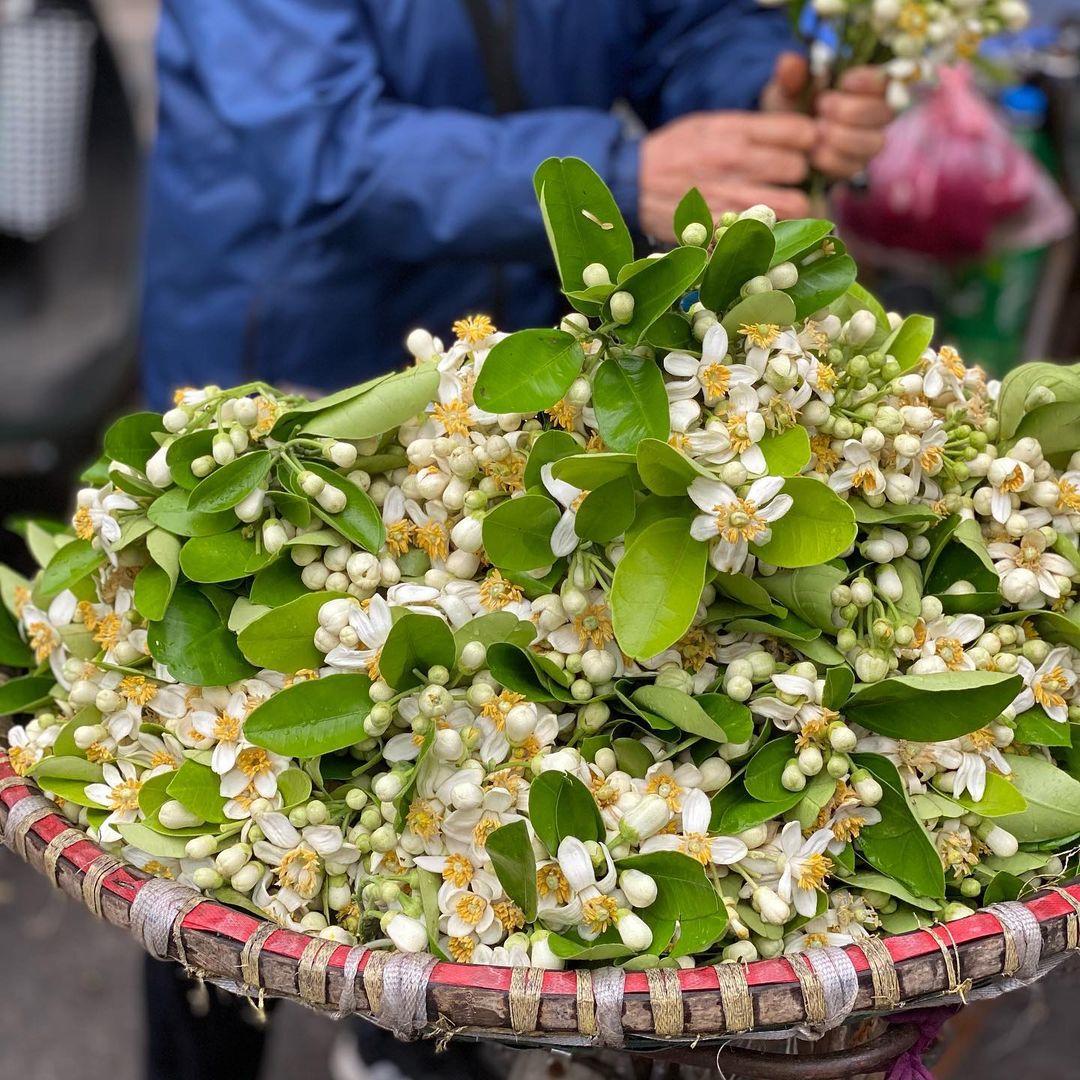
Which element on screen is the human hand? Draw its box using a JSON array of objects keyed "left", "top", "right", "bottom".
[
  {"left": 639, "top": 111, "right": 817, "bottom": 240},
  {"left": 762, "top": 52, "right": 893, "bottom": 180}
]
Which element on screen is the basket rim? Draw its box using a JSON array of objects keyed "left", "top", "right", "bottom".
[{"left": 3, "top": 750, "right": 1078, "bottom": 1043}]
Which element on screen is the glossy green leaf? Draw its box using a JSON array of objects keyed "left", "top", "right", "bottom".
[
  {"left": 610, "top": 517, "right": 708, "bottom": 660},
  {"left": 486, "top": 642, "right": 575, "bottom": 703},
  {"left": 845, "top": 671, "right": 1021, "bottom": 741},
  {"left": 758, "top": 426, "right": 811, "bottom": 477},
  {"left": 850, "top": 500, "right": 940, "bottom": 526},
  {"left": 696, "top": 694, "right": 754, "bottom": 743},
  {"left": 551, "top": 452, "right": 637, "bottom": 488},
  {"left": 1014, "top": 708, "right": 1072, "bottom": 748},
  {"left": 1012, "top": 401, "right": 1080, "bottom": 466},
  {"left": 591, "top": 354, "right": 669, "bottom": 452},
  {"left": 838, "top": 871, "right": 941, "bottom": 912},
  {"left": 482, "top": 494, "right": 561, "bottom": 571},
  {"left": 673, "top": 186, "right": 713, "bottom": 239},
  {"left": 245, "top": 673, "right": 373, "bottom": 757},
  {"left": 951, "top": 772, "right": 1027, "bottom": 818},
  {"left": 379, "top": 612, "right": 456, "bottom": 691},
  {"left": 166, "top": 760, "right": 228, "bottom": 823},
  {"left": 744, "top": 735, "right": 798, "bottom": 802},
  {"left": 0, "top": 674, "right": 55, "bottom": 715},
  {"left": 996, "top": 755, "right": 1080, "bottom": 843},
  {"left": 823, "top": 665, "right": 854, "bottom": 711},
  {"left": 523, "top": 429, "right": 582, "bottom": 490},
  {"left": 474, "top": 328, "right": 585, "bottom": 414},
  {"left": 770, "top": 219, "right": 835, "bottom": 266},
  {"left": 996, "top": 361, "right": 1080, "bottom": 441},
  {"left": 301, "top": 363, "right": 439, "bottom": 439},
  {"left": 116, "top": 823, "right": 194, "bottom": 859},
  {"left": 851, "top": 754, "right": 945, "bottom": 898},
  {"left": 39, "top": 539, "right": 106, "bottom": 599},
  {"left": 712, "top": 783, "right": 802, "bottom": 833},
  {"left": 453, "top": 611, "right": 535, "bottom": 657},
  {"left": 883, "top": 314, "right": 935, "bottom": 373},
  {"left": 528, "top": 770, "right": 603, "bottom": 854},
  {"left": 700, "top": 219, "right": 775, "bottom": 311},
  {"left": 750, "top": 477, "right": 856, "bottom": 568},
  {"left": 631, "top": 685, "right": 737, "bottom": 742},
  {"left": 574, "top": 476, "right": 636, "bottom": 543},
  {"left": 147, "top": 583, "right": 255, "bottom": 686},
  {"left": 134, "top": 530, "right": 182, "bottom": 621},
  {"left": 604, "top": 246, "right": 707, "bottom": 345},
  {"left": 148, "top": 487, "right": 236, "bottom": 537},
  {"left": 188, "top": 450, "right": 272, "bottom": 514},
  {"left": 785, "top": 253, "right": 857, "bottom": 319},
  {"left": 238, "top": 590, "right": 348, "bottom": 673},
  {"left": 179, "top": 531, "right": 275, "bottom": 583},
  {"left": 721, "top": 290, "right": 797, "bottom": 338},
  {"left": 635, "top": 438, "right": 711, "bottom": 496},
  {"left": 645, "top": 312, "right": 696, "bottom": 354},
  {"left": 249, "top": 559, "right": 308, "bottom": 605},
  {"left": 0, "top": 601, "right": 32, "bottom": 667},
  {"left": 165, "top": 430, "right": 215, "bottom": 490},
  {"left": 103, "top": 411, "right": 164, "bottom": 470},
  {"left": 301, "top": 461, "right": 385, "bottom": 553},
  {"left": 533, "top": 156, "right": 634, "bottom": 294},
  {"left": 486, "top": 820, "right": 538, "bottom": 921},
  {"left": 614, "top": 737, "right": 655, "bottom": 778},
  {"left": 546, "top": 934, "right": 633, "bottom": 961}
]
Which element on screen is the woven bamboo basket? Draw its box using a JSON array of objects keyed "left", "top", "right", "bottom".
[{"left": 4, "top": 749, "right": 1079, "bottom": 1077}]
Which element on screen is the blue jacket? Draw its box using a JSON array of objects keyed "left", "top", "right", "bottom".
[{"left": 141, "top": 0, "right": 794, "bottom": 407}]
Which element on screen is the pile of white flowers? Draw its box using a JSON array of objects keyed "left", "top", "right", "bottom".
[{"left": 5, "top": 162, "right": 1080, "bottom": 973}]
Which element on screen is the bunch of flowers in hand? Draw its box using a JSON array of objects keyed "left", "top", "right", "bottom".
[
  {"left": 4, "top": 158, "right": 1080, "bottom": 972},
  {"left": 760, "top": 0, "right": 1031, "bottom": 109}
]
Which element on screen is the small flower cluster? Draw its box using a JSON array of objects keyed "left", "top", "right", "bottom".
[{"left": 5, "top": 169, "right": 1080, "bottom": 972}]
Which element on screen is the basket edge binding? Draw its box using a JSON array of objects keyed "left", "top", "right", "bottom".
[{"left": 3, "top": 751, "right": 1080, "bottom": 1047}]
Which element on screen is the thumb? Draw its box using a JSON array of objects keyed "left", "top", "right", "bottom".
[{"left": 763, "top": 52, "right": 810, "bottom": 111}]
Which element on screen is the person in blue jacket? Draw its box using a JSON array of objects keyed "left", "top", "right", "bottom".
[{"left": 141, "top": 0, "right": 892, "bottom": 410}]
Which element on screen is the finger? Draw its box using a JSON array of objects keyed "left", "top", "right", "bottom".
[
  {"left": 702, "top": 182, "right": 810, "bottom": 221},
  {"left": 818, "top": 121, "right": 886, "bottom": 164},
  {"left": 738, "top": 145, "right": 810, "bottom": 186},
  {"left": 741, "top": 112, "right": 818, "bottom": 151},
  {"left": 812, "top": 145, "right": 869, "bottom": 181},
  {"left": 817, "top": 90, "right": 894, "bottom": 129},
  {"left": 761, "top": 52, "right": 810, "bottom": 112},
  {"left": 838, "top": 66, "right": 887, "bottom": 96}
]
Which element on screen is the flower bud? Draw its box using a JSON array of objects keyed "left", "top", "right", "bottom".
[
  {"left": 146, "top": 445, "right": 173, "bottom": 488},
  {"left": 235, "top": 487, "right": 265, "bottom": 523},
  {"left": 191, "top": 868, "right": 224, "bottom": 891},
  {"left": 609, "top": 291, "right": 635, "bottom": 324},
  {"left": 316, "top": 484, "right": 347, "bottom": 513},
  {"left": 582, "top": 262, "right": 611, "bottom": 288},
  {"left": 781, "top": 760, "right": 807, "bottom": 792},
  {"left": 162, "top": 407, "right": 189, "bottom": 433},
  {"left": 767, "top": 262, "right": 798, "bottom": 289},
  {"left": 619, "top": 795, "right": 670, "bottom": 843},
  {"left": 680, "top": 222, "right": 708, "bottom": 247},
  {"left": 185, "top": 834, "right": 219, "bottom": 860},
  {"left": 383, "top": 912, "right": 427, "bottom": 952},
  {"left": 753, "top": 886, "right": 790, "bottom": 925},
  {"left": 619, "top": 869, "right": 658, "bottom": 908},
  {"left": 723, "top": 941, "right": 759, "bottom": 963},
  {"left": 262, "top": 519, "right": 287, "bottom": 555},
  {"left": 617, "top": 912, "right": 654, "bottom": 951},
  {"left": 231, "top": 861, "right": 264, "bottom": 893},
  {"left": 159, "top": 800, "right": 203, "bottom": 830},
  {"left": 851, "top": 769, "right": 883, "bottom": 807}
]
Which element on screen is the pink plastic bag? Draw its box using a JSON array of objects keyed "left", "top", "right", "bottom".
[{"left": 836, "top": 66, "right": 1039, "bottom": 259}]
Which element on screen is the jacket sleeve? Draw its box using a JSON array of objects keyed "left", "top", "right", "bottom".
[
  {"left": 629, "top": 0, "right": 798, "bottom": 125},
  {"left": 168, "top": 1, "right": 641, "bottom": 262}
]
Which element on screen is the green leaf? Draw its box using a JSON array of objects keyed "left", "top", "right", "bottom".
[
  {"left": 486, "top": 642, "right": 573, "bottom": 703},
  {"left": 21, "top": 521, "right": 65, "bottom": 569},
  {"left": 551, "top": 452, "right": 637, "bottom": 489},
  {"left": 771, "top": 219, "right": 835, "bottom": 266},
  {"left": 134, "top": 529, "right": 182, "bottom": 621},
  {"left": 711, "top": 572, "right": 785, "bottom": 617},
  {"left": 604, "top": 247, "right": 707, "bottom": 345},
  {"left": 523, "top": 429, "right": 582, "bottom": 490},
  {"left": 237, "top": 590, "right": 348, "bottom": 673},
  {"left": 245, "top": 673, "right": 373, "bottom": 757},
  {"left": 793, "top": 771, "right": 839, "bottom": 830},
  {"left": 750, "top": 477, "right": 856, "bottom": 568},
  {"left": 630, "top": 685, "right": 732, "bottom": 742},
  {"left": 533, "top": 156, "right": 634, "bottom": 296},
  {"left": 300, "top": 363, "right": 439, "bottom": 439},
  {"left": 546, "top": 934, "right": 633, "bottom": 962},
  {"left": 575, "top": 476, "right": 637, "bottom": 543},
  {"left": 179, "top": 531, "right": 275, "bottom": 584},
  {"left": 453, "top": 611, "right": 535, "bottom": 658},
  {"left": 614, "top": 737, "right": 655, "bottom": 778},
  {"left": 474, "top": 329, "right": 585, "bottom": 414},
  {"left": 644, "top": 312, "right": 696, "bottom": 353},
  {"left": 147, "top": 583, "right": 255, "bottom": 686},
  {"left": 486, "top": 820, "right": 538, "bottom": 921},
  {"left": 851, "top": 754, "right": 945, "bottom": 898},
  {"left": 635, "top": 438, "right": 711, "bottom": 496},
  {"left": 103, "top": 412, "right": 164, "bottom": 470},
  {"left": 850, "top": 499, "right": 940, "bottom": 525},
  {"left": 1014, "top": 708, "right": 1072, "bottom": 747},
  {"left": 616, "top": 851, "right": 728, "bottom": 957},
  {"left": 0, "top": 602, "right": 32, "bottom": 667},
  {"left": 721, "top": 290, "right": 797, "bottom": 338},
  {"left": 528, "top": 770, "right": 603, "bottom": 854},
  {"left": 482, "top": 494, "right": 561, "bottom": 571},
  {"left": 148, "top": 487, "right": 236, "bottom": 537},
  {"left": 591, "top": 355, "right": 669, "bottom": 452},
  {"left": 610, "top": 517, "right": 708, "bottom": 660},
  {"left": 249, "top": 559, "right": 309, "bottom": 605},
  {"left": 39, "top": 539, "right": 106, "bottom": 599},
  {"left": 1011, "top": 401, "right": 1080, "bottom": 466},
  {"left": 166, "top": 760, "right": 228, "bottom": 823},
  {"left": 0, "top": 674, "right": 55, "bottom": 715},
  {"left": 996, "top": 361, "right": 1080, "bottom": 441},
  {"left": 845, "top": 671, "right": 1021, "bottom": 741},
  {"left": 995, "top": 754, "right": 1080, "bottom": 843},
  {"left": 379, "top": 612, "right": 456, "bottom": 691},
  {"left": 300, "top": 461, "right": 385, "bottom": 553},
  {"left": 883, "top": 315, "right": 935, "bottom": 373},
  {"left": 116, "top": 823, "right": 194, "bottom": 859},
  {"left": 700, "top": 219, "right": 775, "bottom": 311},
  {"left": 759, "top": 426, "right": 811, "bottom": 477},
  {"left": 823, "top": 665, "right": 854, "bottom": 711},
  {"left": 832, "top": 283, "right": 890, "bottom": 339},
  {"left": 983, "top": 872, "right": 1024, "bottom": 904},
  {"left": 188, "top": 451, "right": 272, "bottom": 514},
  {"left": 696, "top": 694, "right": 754, "bottom": 744},
  {"left": 278, "top": 768, "right": 313, "bottom": 807},
  {"left": 744, "top": 736, "right": 798, "bottom": 802},
  {"left": 838, "top": 871, "right": 941, "bottom": 912},
  {"left": 165, "top": 430, "right": 215, "bottom": 490},
  {"left": 951, "top": 772, "right": 1027, "bottom": 818},
  {"left": 785, "top": 253, "right": 857, "bottom": 320},
  {"left": 673, "top": 186, "right": 713, "bottom": 239},
  {"left": 712, "top": 783, "right": 801, "bottom": 832}
]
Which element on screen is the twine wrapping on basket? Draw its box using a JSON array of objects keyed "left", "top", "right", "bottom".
[
  {"left": 2, "top": 793, "right": 53, "bottom": 859},
  {"left": 41, "top": 826, "right": 83, "bottom": 886},
  {"left": 332, "top": 946, "right": 369, "bottom": 1018},
  {"left": 0, "top": 773, "right": 30, "bottom": 794},
  {"left": 297, "top": 936, "right": 339, "bottom": 1006},
  {"left": 789, "top": 947, "right": 859, "bottom": 1033},
  {"left": 372, "top": 951, "right": 438, "bottom": 1040},
  {"left": 931, "top": 926, "right": 971, "bottom": 1002},
  {"left": 714, "top": 963, "right": 754, "bottom": 1033},
  {"left": 575, "top": 970, "right": 597, "bottom": 1037},
  {"left": 80, "top": 853, "right": 122, "bottom": 918},
  {"left": 644, "top": 967, "right": 684, "bottom": 1037},
  {"left": 239, "top": 922, "right": 279, "bottom": 991},
  {"left": 591, "top": 967, "right": 626, "bottom": 1048},
  {"left": 508, "top": 966, "right": 545, "bottom": 1034},
  {"left": 1050, "top": 887, "right": 1080, "bottom": 950},
  {"left": 860, "top": 933, "right": 903, "bottom": 1009},
  {"left": 362, "top": 949, "right": 390, "bottom": 1014},
  {"left": 987, "top": 901, "right": 1043, "bottom": 979},
  {"left": 129, "top": 878, "right": 205, "bottom": 966}
]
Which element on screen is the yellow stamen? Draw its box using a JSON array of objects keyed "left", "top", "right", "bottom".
[
  {"left": 73, "top": 506, "right": 95, "bottom": 541},
  {"left": 478, "top": 570, "right": 523, "bottom": 612},
  {"left": 385, "top": 519, "right": 413, "bottom": 557},
  {"left": 796, "top": 853, "right": 832, "bottom": 892},
  {"left": 442, "top": 854, "right": 475, "bottom": 888},
  {"left": 454, "top": 893, "right": 487, "bottom": 926},
  {"left": 432, "top": 399, "right": 474, "bottom": 437},
  {"left": 453, "top": 314, "right": 496, "bottom": 345},
  {"left": 572, "top": 604, "right": 614, "bottom": 651},
  {"left": 740, "top": 323, "right": 780, "bottom": 350},
  {"left": 414, "top": 519, "right": 449, "bottom": 562},
  {"left": 447, "top": 936, "right": 475, "bottom": 963},
  {"left": 406, "top": 799, "right": 443, "bottom": 841},
  {"left": 108, "top": 777, "right": 143, "bottom": 812},
  {"left": 536, "top": 864, "right": 571, "bottom": 905},
  {"left": 581, "top": 895, "right": 619, "bottom": 935},
  {"left": 119, "top": 675, "right": 157, "bottom": 706}
]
